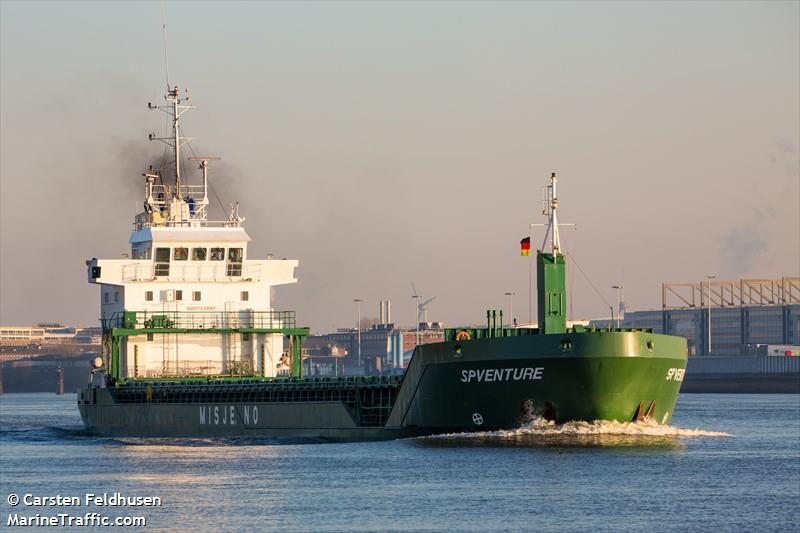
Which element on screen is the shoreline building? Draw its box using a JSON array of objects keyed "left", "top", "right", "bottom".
[
  {"left": 304, "top": 300, "right": 445, "bottom": 375},
  {"left": 0, "top": 325, "right": 101, "bottom": 347},
  {"left": 594, "top": 277, "right": 799, "bottom": 356}
]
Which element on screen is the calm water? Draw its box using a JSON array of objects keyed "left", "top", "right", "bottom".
[{"left": 1, "top": 393, "right": 798, "bottom": 532}]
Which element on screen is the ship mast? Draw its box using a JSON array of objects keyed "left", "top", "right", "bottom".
[
  {"left": 533, "top": 172, "right": 573, "bottom": 335},
  {"left": 540, "top": 172, "right": 563, "bottom": 255},
  {"left": 148, "top": 86, "right": 194, "bottom": 200}
]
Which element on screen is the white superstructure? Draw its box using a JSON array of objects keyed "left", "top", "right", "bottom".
[{"left": 86, "top": 86, "right": 298, "bottom": 378}]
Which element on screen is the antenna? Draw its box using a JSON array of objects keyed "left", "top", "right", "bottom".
[
  {"left": 161, "top": 2, "right": 170, "bottom": 90},
  {"left": 148, "top": 3, "right": 194, "bottom": 198}
]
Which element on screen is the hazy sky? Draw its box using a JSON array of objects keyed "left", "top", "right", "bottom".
[{"left": 1, "top": 1, "right": 798, "bottom": 332}]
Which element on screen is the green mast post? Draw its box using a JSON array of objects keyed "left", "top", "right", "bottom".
[
  {"left": 537, "top": 251, "right": 567, "bottom": 334},
  {"left": 534, "top": 172, "right": 570, "bottom": 335}
]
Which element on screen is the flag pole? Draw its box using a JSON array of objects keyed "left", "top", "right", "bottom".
[{"left": 520, "top": 236, "right": 533, "bottom": 324}]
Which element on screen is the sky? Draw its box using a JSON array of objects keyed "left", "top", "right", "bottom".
[{"left": 1, "top": 1, "right": 798, "bottom": 332}]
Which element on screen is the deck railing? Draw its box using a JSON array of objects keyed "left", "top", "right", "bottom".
[
  {"left": 121, "top": 263, "right": 260, "bottom": 282},
  {"left": 102, "top": 310, "right": 297, "bottom": 331},
  {"left": 133, "top": 218, "right": 244, "bottom": 231}
]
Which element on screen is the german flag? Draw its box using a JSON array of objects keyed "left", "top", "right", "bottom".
[{"left": 520, "top": 236, "right": 531, "bottom": 256}]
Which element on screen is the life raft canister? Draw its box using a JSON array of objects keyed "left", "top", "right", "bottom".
[{"left": 455, "top": 330, "right": 471, "bottom": 341}]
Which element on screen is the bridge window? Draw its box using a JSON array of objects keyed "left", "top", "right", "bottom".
[
  {"left": 210, "top": 247, "right": 225, "bottom": 261},
  {"left": 241, "top": 291, "right": 249, "bottom": 301},
  {"left": 192, "top": 247, "right": 207, "bottom": 261},
  {"left": 145, "top": 291, "right": 153, "bottom": 301},
  {"left": 175, "top": 290, "right": 183, "bottom": 301},
  {"left": 132, "top": 246, "right": 152, "bottom": 260},
  {"left": 228, "top": 248, "right": 243, "bottom": 262},
  {"left": 174, "top": 247, "right": 188, "bottom": 261},
  {"left": 154, "top": 248, "right": 170, "bottom": 277},
  {"left": 193, "top": 291, "right": 201, "bottom": 301},
  {"left": 104, "top": 292, "right": 109, "bottom": 303},
  {"left": 227, "top": 248, "right": 243, "bottom": 276}
]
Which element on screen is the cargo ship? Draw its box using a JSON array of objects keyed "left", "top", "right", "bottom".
[{"left": 78, "top": 84, "right": 688, "bottom": 440}]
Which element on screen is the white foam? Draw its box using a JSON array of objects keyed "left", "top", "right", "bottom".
[{"left": 427, "top": 417, "right": 732, "bottom": 441}]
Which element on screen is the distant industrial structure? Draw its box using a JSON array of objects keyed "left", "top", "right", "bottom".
[
  {"left": 602, "top": 277, "right": 800, "bottom": 356},
  {"left": 304, "top": 299, "right": 445, "bottom": 376}
]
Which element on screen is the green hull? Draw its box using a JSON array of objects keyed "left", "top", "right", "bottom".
[
  {"left": 399, "top": 330, "right": 687, "bottom": 428},
  {"left": 79, "top": 331, "right": 688, "bottom": 441}
]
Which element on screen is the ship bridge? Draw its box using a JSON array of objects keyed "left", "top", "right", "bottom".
[{"left": 85, "top": 85, "right": 307, "bottom": 382}]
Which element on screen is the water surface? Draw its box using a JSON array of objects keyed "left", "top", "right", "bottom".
[{"left": 1, "top": 393, "right": 798, "bottom": 532}]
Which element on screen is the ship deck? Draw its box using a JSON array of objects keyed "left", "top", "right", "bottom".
[{"left": 109, "top": 375, "right": 403, "bottom": 426}]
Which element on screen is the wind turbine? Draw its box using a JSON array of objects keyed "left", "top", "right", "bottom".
[{"left": 411, "top": 282, "right": 436, "bottom": 325}]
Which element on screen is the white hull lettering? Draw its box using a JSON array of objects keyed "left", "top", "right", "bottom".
[
  {"left": 666, "top": 368, "right": 685, "bottom": 382},
  {"left": 460, "top": 367, "right": 544, "bottom": 383},
  {"left": 198, "top": 405, "right": 255, "bottom": 425}
]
